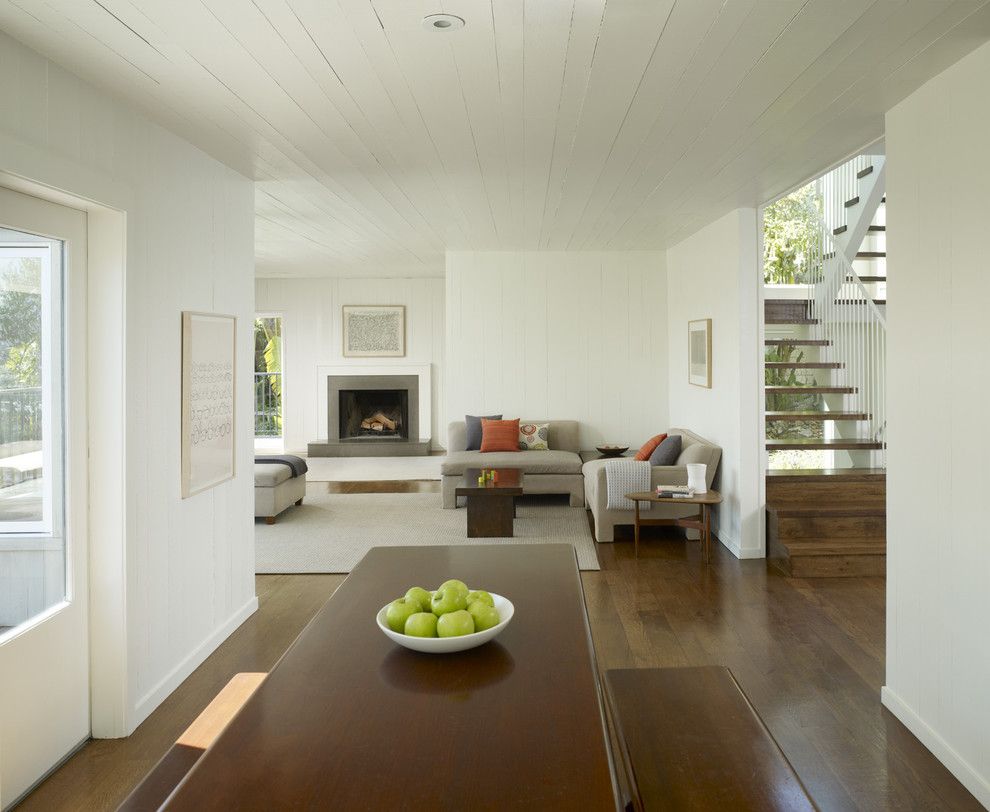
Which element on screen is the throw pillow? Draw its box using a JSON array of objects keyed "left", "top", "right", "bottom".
[
  {"left": 465, "top": 414, "right": 502, "bottom": 451},
  {"left": 634, "top": 433, "right": 667, "bottom": 461},
  {"left": 648, "top": 434, "right": 682, "bottom": 466},
  {"left": 480, "top": 418, "right": 521, "bottom": 453},
  {"left": 519, "top": 422, "right": 550, "bottom": 450}
]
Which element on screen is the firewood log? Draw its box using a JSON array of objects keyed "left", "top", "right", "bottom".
[{"left": 370, "top": 412, "right": 397, "bottom": 430}]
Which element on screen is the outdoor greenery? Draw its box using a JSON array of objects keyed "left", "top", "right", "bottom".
[
  {"left": 254, "top": 317, "right": 282, "bottom": 437},
  {"left": 0, "top": 258, "right": 42, "bottom": 389},
  {"left": 763, "top": 183, "right": 822, "bottom": 285}
]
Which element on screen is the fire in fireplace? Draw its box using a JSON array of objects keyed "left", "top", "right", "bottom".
[{"left": 339, "top": 389, "right": 409, "bottom": 440}]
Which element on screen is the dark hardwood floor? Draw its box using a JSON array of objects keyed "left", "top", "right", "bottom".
[{"left": 17, "top": 480, "right": 980, "bottom": 811}]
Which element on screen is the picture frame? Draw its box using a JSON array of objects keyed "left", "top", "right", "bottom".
[
  {"left": 181, "top": 311, "right": 237, "bottom": 498},
  {"left": 342, "top": 305, "right": 406, "bottom": 358},
  {"left": 688, "top": 318, "right": 712, "bottom": 388}
]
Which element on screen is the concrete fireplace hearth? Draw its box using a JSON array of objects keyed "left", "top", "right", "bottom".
[{"left": 308, "top": 364, "right": 432, "bottom": 457}]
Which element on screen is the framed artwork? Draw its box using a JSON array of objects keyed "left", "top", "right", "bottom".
[
  {"left": 181, "top": 311, "right": 237, "bottom": 498},
  {"left": 342, "top": 305, "right": 406, "bottom": 357},
  {"left": 688, "top": 318, "right": 712, "bottom": 388}
]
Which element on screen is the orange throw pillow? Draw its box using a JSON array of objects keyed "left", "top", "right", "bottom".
[
  {"left": 480, "top": 418, "right": 521, "bottom": 452},
  {"left": 634, "top": 433, "right": 667, "bottom": 461}
]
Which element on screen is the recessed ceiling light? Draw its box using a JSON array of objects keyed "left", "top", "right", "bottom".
[{"left": 422, "top": 13, "right": 465, "bottom": 31}]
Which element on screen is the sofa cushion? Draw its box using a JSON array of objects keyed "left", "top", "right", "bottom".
[
  {"left": 634, "top": 433, "right": 667, "bottom": 461},
  {"left": 480, "top": 418, "right": 520, "bottom": 452},
  {"left": 519, "top": 422, "right": 550, "bottom": 450},
  {"left": 254, "top": 463, "right": 293, "bottom": 488},
  {"left": 676, "top": 442, "right": 713, "bottom": 465},
  {"left": 465, "top": 414, "right": 501, "bottom": 450},
  {"left": 442, "top": 450, "right": 583, "bottom": 476},
  {"left": 649, "top": 434, "right": 682, "bottom": 466}
]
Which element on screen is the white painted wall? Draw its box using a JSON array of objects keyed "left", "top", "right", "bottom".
[
  {"left": 255, "top": 277, "right": 445, "bottom": 453},
  {"left": 445, "top": 251, "right": 668, "bottom": 449},
  {"left": 0, "top": 29, "right": 256, "bottom": 736},
  {"left": 665, "top": 209, "right": 762, "bottom": 558},
  {"left": 882, "top": 40, "right": 990, "bottom": 809}
]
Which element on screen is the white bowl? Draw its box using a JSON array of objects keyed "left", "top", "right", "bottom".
[{"left": 376, "top": 593, "right": 515, "bottom": 653}]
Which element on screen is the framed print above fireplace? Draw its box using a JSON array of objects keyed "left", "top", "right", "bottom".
[{"left": 342, "top": 305, "right": 406, "bottom": 357}]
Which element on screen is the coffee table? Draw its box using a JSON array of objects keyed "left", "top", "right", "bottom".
[
  {"left": 160, "top": 545, "right": 618, "bottom": 809},
  {"left": 455, "top": 467, "right": 523, "bottom": 538},
  {"left": 625, "top": 489, "right": 723, "bottom": 562}
]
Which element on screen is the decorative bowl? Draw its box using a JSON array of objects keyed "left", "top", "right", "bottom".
[
  {"left": 376, "top": 593, "right": 515, "bottom": 653},
  {"left": 596, "top": 445, "right": 629, "bottom": 458}
]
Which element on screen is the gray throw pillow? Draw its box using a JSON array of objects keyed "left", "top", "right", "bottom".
[
  {"left": 465, "top": 414, "right": 501, "bottom": 451},
  {"left": 648, "top": 434, "right": 682, "bottom": 466}
]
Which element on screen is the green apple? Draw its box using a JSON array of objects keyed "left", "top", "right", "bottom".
[
  {"left": 468, "top": 603, "right": 500, "bottom": 633},
  {"left": 404, "top": 612, "right": 438, "bottom": 638},
  {"left": 385, "top": 597, "right": 422, "bottom": 633},
  {"left": 437, "top": 610, "right": 475, "bottom": 637},
  {"left": 405, "top": 586, "right": 432, "bottom": 612},
  {"left": 431, "top": 587, "right": 468, "bottom": 616},
  {"left": 466, "top": 589, "right": 494, "bottom": 607},
  {"left": 437, "top": 579, "right": 469, "bottom": 597}
]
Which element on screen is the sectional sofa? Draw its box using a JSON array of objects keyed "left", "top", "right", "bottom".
[{"left": 441, "top": 421, "right": 722, "bottom": 544}]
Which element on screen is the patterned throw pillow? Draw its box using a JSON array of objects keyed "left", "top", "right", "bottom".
[
  {"left": 519, "top": 422, "right": 550, "bottom": 450},
  {"left": 480, "top": 418, "right": 521, "bottom": 452},
  {"left": 634, "top": 433, "right": 668, "bottom": 461}
]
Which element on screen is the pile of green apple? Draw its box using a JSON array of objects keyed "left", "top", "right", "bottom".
[{"left": 384, "top": 579, "right": 501, "bottom": 638}]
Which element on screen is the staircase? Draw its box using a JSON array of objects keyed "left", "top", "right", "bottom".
[{"left": 764, "top": 154, "right": 887, "bottom": 577}]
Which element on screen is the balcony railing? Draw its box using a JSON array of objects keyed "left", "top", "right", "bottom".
[
  {"left": 0, "top": 387, "right": 42, "bottom": 446},
  {"left": 254, "top": 372, "right": 282, "bottom": 438}
]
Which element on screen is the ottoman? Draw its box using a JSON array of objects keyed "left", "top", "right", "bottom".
[{"left": 254, "top": 462, "right": 307, "bottom": 524}]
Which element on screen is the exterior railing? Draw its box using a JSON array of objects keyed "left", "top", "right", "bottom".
[
  {"left": 0, "top": 387, "right": 42, "bottom": 445},
  {"left": 254, "top": 372, "right": 282, "bottom": 438}
]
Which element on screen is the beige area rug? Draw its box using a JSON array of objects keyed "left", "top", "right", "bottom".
[
  {"left": 255, "top": 489, "right": 600, "bottom": 573},
  {"left": 302, "top": 455, "right": 441, "bottom": 482}
]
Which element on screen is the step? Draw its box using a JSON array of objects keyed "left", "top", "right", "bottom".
[
  {"left": 768, "top": 505, "right": 885, "bottom": 540},
  {"left": 857, "top": 251, "right": 885, "bottom": 258},
  {"left": 764, "top": 299, "right": 815, "bottom": 325},
  {"left": 764, "top": 362, "right": 841, "bottom": 370},
  {"left": 834, "top": 299, "right": 885, "bottom": 305},
  {"left": 844, "top": 196, "right": 860, "bottom": 208},
  {"left": 766, "top": 468, "right": 886, "bottom": 505},
  {"left": 766, "top": 317, "right": 818, "bottom": 325},
  {"left": 765, "top": 411, "right": 868, "bottom": 421},
  {"left": 770, "top": 539, "right": 886, "bottom": 577},
  {"left": 847, "top": 275, "right": 886, "bottom": 283},
  {"left": 766, "top": 438, "right": 882, "bottom": 451},
  {"left": 856, "top": 165, "right": 874, "bottom": 179},
  {"left": 765, "top": 386, "right": 855, "bottom": 395},
  {"left": 868, "top": 225, "right": 885, "bottom": 232},
  {"left": 764, "top": 339, "right": 830, "bottom": 347}
]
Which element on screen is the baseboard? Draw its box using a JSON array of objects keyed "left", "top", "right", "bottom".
[
  {"left": 881, "top": 686, "right": 990, "bottom": 808},
  {"left": 129, "top": 596, "right": 259, "bottom": 733},
  {"left": 717, "top": 533, "right": 764, "bottom": 560}
]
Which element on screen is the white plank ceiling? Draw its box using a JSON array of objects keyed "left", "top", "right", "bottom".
[{"left": 1, "top": 0, "right": 989, "bottom": 277}]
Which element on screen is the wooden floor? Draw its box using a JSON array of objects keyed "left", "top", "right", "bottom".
[{"left": 17, "top": 481, "right": 980, "bottom": 811}]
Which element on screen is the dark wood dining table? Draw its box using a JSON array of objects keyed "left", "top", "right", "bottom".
[{"left": 162, "top": 544, "right": 618, "bottom": 810}]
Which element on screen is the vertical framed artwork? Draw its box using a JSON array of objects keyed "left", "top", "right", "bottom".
[
  {"left": 181, "top": 311, "right": 237, "bottom": 498},
  {"left": 688, "top": 318, "right": 712, "bottom": 388},
  {"left": 342, "top": 305, "right": 406, "bottom": 358}
]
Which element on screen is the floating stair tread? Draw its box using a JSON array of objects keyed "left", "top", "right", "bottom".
[
  {"left": 844, "top": 196, "right": 860, "bottom": 208},
  {"left": 766, "top": 318, "right": 818, "bottom": 325},
  {"left": 765, "top": 362, "right": 841, "bottom": 369},
  {"left": 857, "top": 251, "right": 886, "bottom": 258},
  {"left": 779, "top": 538, "right": 886, "bottom": 557},
  {"left": 868, "top": 225, "right": 886, "bottom": 232},
  {"left": 834, "top": 299, "right": 885, "bottom": 305},
  {"left": 765, "top": 411, "right": 868, "bottom": 421},
  {"left": 766, "top": 438, "right": 882, "bottom": 451},
  {"left": 766, "top": 468, "right": 885, "bottom": 480},
  {"left": 765, "top": 339, "right": 830, "bottom": 347},
  {"left": 847, "top": 275, "right": 886, "bottom": 283},
  {"left": 833, "top": 225, "right": 847, "bottom": 235},
  {"left": 766, "top": 389, "right": 855, "bottom": 398},
  {"left": 856, "top": 165, "right": 874, "bottom": 179}
]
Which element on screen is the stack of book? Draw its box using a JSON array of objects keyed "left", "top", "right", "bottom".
[{"left": 655, "top": 484, "right": 694, "bottom": 499}]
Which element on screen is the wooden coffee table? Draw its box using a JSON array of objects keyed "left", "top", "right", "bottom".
[
  {"left": 625, "top": 489, "right": 723, "bottom": 563},
  {"left": 160, "top": 545, "right": 617, "bottom": 809},
  {"left": 455, "top": 467, "right": 523, "bottom": 538}
]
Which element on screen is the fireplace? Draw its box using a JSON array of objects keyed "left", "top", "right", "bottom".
[
  {"left": 338, "top": 388, "right": 408, "bottom": 439},
  {"left": 314, "top": 373, "right": 427, "bottom": 456}
]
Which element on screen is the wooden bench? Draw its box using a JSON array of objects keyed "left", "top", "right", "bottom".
[
  {"left": 604, "top": 666, "right": 816, "bottom": 811},
  {"left": 118, "top": 672, "right": 266, "bottom": 811}
]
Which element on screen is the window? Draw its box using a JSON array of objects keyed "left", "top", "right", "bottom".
[
  {"left": 0, "top": 228, "right": 65, "bottom": 635},
  {"left": 254, "top": 316, "right": 283, "bottom": 441}
]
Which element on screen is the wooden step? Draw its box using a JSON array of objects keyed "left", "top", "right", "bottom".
[
  {"left": 770, "top": 539, "right": 886, "bottom": 577},
  {"left": 765, "top": 411, "right": 868, "bottom": 421},
  {"left": 857, "top": 251, "right": 885, "bottom": 258},
  {"left": 847, "top": 275, "right": 886, "bottom": 283},
  {"left": 868, "top": 225, "right": 885, "bottom": 232},
  {"left": 834, "top": 299, "right": 885, "bottom": 305},
  {"left": 766, "top": 317, "right": 818, "bottom": 325},
  {"left": 856, "top": 165, "right": 874, "bottom": 179},
  {"left": 764, "top": 299, "right": 815, "bottom": 325},
  {"left": 768, "top": 505, "right": 885, "bottom": 542},
  {"left": 765, "top": 339, "right": 830, "bottom": 347},
  {"left": 766, "top": 438, "right": 881, "bottom": 451},
  {"left": 833, "top": 225, "right": 847, "bottom": 235},
  {"left": 844, "top": 196, "right": 860, "bottom": 208},
  {"left": 764, "top": 362, "right": 841, "bottom": 370},
  {"left": 766, "top": 468, "right": 885, "bottom": 505},
  {"left": 765, "top": 386, "right": 855, "bottom": 395}
]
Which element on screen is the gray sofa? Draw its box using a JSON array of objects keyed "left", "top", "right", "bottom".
[
  {"left": 583, "top": 428, "right": 722, "bottom": 542},
  {"left": 441, "top": 420, "right": 584, "bottom": 509}
]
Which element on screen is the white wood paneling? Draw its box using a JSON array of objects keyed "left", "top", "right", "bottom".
[
  {"left": 445, "top": 251, "right": 667, "bottom": 450},
  {"left": 255, "top": 277, "right": 445, "bottom": 452},
  {"left": 0, "top": 29, "right": 256, "bottom": 736},
  {"left": 883, "top": 40, "right": 990, "bottom": 809},
  {"left": 0, "top": 1, "right": 988, "bottom": 277},
  {"left": 666, "top": 209, "right": 761, "bottom": 558}
]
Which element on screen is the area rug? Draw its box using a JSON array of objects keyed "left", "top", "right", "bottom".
[
  {"left": 302, "top": 455, "right": 441, "bottom": 482},
  {"left": 255, "top": 490, "right": 600, "bottom": 573}
]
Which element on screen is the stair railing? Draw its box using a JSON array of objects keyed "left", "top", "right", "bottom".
[{"left": 803, "top": 155, "right": 887, "bottom": 463}]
